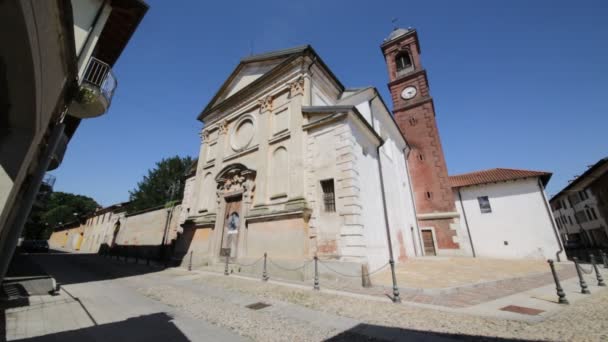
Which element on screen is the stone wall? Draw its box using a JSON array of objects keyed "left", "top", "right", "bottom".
[{"left": 115, "top": 205, "right": 182, "bottom": 249}]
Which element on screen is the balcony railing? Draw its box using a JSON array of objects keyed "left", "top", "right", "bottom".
[
  {"left": 82, "top": 57, "right": 117, "bottom": 106},
  {"left": 42, "top": 174, "right": 56, "bottom": 189}
]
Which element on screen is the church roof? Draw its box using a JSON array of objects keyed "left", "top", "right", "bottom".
[
  {"left": 198, "top": 45, "right": 344, "bottom": 121},
  {"left": 450, "top": 168, "right": 552, "bottom": 188},
  {"left": 240, "top": 45, "right": 310, "bottom": 63}
]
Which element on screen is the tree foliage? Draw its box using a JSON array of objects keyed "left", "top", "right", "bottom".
[
  {"left": 24, "top": 191, "right": 99, "bottom": 239},
  {"left": 127, "top": 155, "right": 193, "bottom": 213}
]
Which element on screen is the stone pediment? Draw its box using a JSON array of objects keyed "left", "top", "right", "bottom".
[
  {"left": 198, "top": 45, "right": 314, "bottom": 121},
  {"left": 217, "top": 61, "right": 283, "bottom": 104}
]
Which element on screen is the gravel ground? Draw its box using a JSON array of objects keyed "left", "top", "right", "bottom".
[{"left": 136, "top": 272, "right": 608, "bottom": 341}]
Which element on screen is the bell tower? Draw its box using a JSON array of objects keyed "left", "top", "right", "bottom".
[{"left": 381, "top": 28, "right": 460, "bottom": 254}]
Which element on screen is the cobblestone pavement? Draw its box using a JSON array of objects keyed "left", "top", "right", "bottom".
[
  {"left": 3, "top": 253, "right": 607, "bottom": 341},
  {"left": 397, "top": 266, "right": 579, "bottom": 308},
  {"left": 234, "top": 259, "right": 578, "bottom": 308},
  {"left": 372, "top": 257, "right": 567, "bottom": 289}
]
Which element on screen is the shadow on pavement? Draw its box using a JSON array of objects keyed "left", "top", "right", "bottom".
[
  {"left": 326, "top": 323, "right": 538, "bottom": 341},
  {"left": 27, "top": 250, "right": 165, "bottom": 287},
  {"left": 13, "top": 312, "right": 189, "bottom": 341}
]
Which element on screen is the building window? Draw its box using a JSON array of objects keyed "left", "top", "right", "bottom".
[
  {"left": 568, "top": 216, "right": 573, "bottom": 225},
  {"left": 418, "top": 153, "right": 424, "bottom": 161},
  {"left": 569, "top": 194, "right": 581, "bottom": 206},
  {"left": 478, "top": 196, "right": 492, "bottom": 213},
  {"left": 575, "top": 211, "right": 588, "bottom": 224},
  {"left": 409, "top": 117, "right": 418, "bottom": 126},
  {"left": 321, "top": 179, "right": 336, "bottom": 213},
  {"left": 395, "top": 52, "right": 413, "bottom": 73},
  {"left": 588, "top": 207, "right": 598, "bottom": 220},
  {"left": 425, "top": 191, "right": 433, "bottom": 200}
]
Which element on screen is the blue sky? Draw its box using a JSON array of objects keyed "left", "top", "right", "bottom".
[{"left": 54, "top": 0, "right": 608, "bottom": 206}]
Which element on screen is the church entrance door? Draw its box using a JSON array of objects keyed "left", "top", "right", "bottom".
[{"left": 220, "top": 195, "right": 242, "bottom": 258}]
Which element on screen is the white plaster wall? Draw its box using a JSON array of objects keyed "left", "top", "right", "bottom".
[
  {"left": 455, "top": 178, "right": 560, "bottom": 259},
  {"left": 356, "top": 96, "right": 418, "bottom": 261},
  {"left": 350, "top": 124, "right": 387, "bottom": 269},
  {"left": 380, "top": 141, "right": 418, "bottom": 261}
]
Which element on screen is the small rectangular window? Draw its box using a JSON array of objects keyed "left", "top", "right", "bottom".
[
  {"left": 477, "top": 196, "right": 492, "bottom": 213},
  {"left": 568, "top": 216, "right": 573, "bottom": 225},
  {"left": 321, "top": 179, "right": 336, "bottom": 213}
]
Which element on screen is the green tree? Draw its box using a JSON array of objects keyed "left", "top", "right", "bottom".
[
  {"left": 24, "top": 191, "right": 99, "bottom": 239},
  {"left": 127, "top": 155, "right": 193, "bottom": 213}
]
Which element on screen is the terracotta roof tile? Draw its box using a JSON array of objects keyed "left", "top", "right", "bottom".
[{"left": 449, "top": 168, "right": 552, "bottom": 188}]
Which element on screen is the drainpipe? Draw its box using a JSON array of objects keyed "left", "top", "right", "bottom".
[
  {"left": 456, "top": 188, "right": 476, "bottom": 257},
  {"left": 538, "top": 179, "right": 564, "bottom": 261}
]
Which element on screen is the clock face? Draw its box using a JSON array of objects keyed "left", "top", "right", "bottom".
[{"left": 401, "top": 86, "right": 417, "bottom": 100}]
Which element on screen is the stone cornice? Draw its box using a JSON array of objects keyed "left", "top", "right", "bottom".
[
  {"left": 387, "top": 69, "right": 427, "bottom": 88},
  {"left": 392, "top": 97, "right": 434, "bottom": 113},
  {"left": 417, "top": 212, "right": 460, "bottom": 220}
]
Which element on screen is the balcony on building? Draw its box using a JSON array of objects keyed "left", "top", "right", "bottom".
[{"left": 68, "top": 57, "right": 117, "bottom": 118}]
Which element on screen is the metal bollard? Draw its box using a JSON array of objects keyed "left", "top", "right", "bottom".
[
  {"left": 389, "top": 259, "right": 401, "bottom": 303},
  {"left": 313, "top": 255, "right": 320, "bottom": 290},
  {"left": 224, "top": 254, "right": 229, "bottom": 276},
  {"left": 602, "top": 251, "right": 608, "bottom": 269},
  {"left": 262, "top": 252, "right": 269, "bottom": 281},
  {"left": 590, "top": 254, "right": 606, "bottom": 287},
  {"left": 188, "top": 251, "right": 193, "bottom": 271},
  {"left": 573, "top": 257, "right": 591, "bottom": 294},
  {"left": 548, "top": 259, "right": 569, "bottom": 304}
]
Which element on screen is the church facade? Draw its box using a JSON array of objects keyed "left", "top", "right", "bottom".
[{"left": 176, "top": 45, "right": 419, "bottom": 272}]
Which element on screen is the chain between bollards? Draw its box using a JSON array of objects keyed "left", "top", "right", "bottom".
[
  {"left": 224, "top": 253, "right": 230, "bottom": 275},
  {"left": 262, "top": 252, "right": 269, "bottom": 281},
  {"left": 573, "top": 257, "right": 590, "bottom": 294},
  {"left": 313, "top": 255, "right": 320, "bottom": 290},
  {"left": 547, "top": 259, "right": 569, "bottom": 304},
  {"left": 590, "top": 254, "right": 606, "bottom": 287}
]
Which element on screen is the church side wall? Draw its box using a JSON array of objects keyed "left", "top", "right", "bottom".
[
  {"left": 455, "top": 178, "right": 560, "bottom": 259},
  {"left": 349, "top": 122, "right": 387, "bottom": 270},
  {"left": 379, "top": 140, "right": 419, "bottom": 262}
]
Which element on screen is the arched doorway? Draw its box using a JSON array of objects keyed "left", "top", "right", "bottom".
[{"left": 215, "top": 163, "right": 256, "bottom": 259}]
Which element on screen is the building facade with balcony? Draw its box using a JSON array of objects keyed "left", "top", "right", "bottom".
[
  {"left": 550, "top": 157, "right": 608, "bottom": 249},
  {"left": 0, "top": 0, "right": 148, "bottom": 282}
]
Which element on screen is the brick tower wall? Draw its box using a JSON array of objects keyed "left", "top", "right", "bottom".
[{"left": 382, "top": 30, "right": 459, "bottom": 250}]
